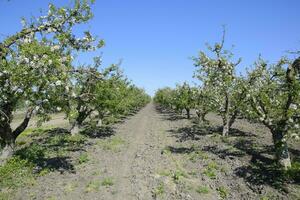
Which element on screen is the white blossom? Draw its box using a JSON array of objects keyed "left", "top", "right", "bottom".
[
  {"left": 55, "top": 80, "right": 62, "bottom": 86},
  {"left": 290, "top": 103, "right": 297, "bottom": 110}
]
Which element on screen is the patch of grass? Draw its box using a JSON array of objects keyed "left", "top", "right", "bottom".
[
  {"left": 158, "top": 170, "right": 172, "bottom": 177},
  {"left": 172, "top": 169, "right": 188, "bottom": 183},
  {"left": 16, "top": 143, "right": 46, "bottom": 164},
  {"left": 217, "top": 186, "right": 229, "bottom": 199},
  {"left": 188, "top": 150, "right": 208, "bottom": 162},
  {"left": 78, "top": 153, "right": 89, "bottom": 164},
  {"left": 286, "top": 161, "right": 300, "bottom": 182},
  {"left": 152, "top": 182, "right": 165, "bottom": 197},
  {"left": 101, "top": 177, "right": 114, "bottom": 187},
  {"left": 66, "top": 134, "right": 87, "bottom": 145},
  {"left": 0, "top": 192, "right": 11, "bottom": 200},
  {"left": 188, "top": 170, "right": 197, "bottom": 176},
  {"left": 0, "top": 157, "right": 35, "bottom": 189},
  {"left": 38, "top": 168, "right": 51, "bottom": 176},
  {"left": 220, "top": 166, "right": 229, "bottom": 173},
  {"left": 157, "top": 168, "right": 188, "bottom": 183},
  {"left": 203, "top": 168, "right": 216, "bottom": 179},
  {"left": 85, "top": 180, "right": 101, "bottom": 192},
  {"left": 203, "top": 161, "right": 218, "bottom": 179},
  {"left": 196, "top": 186, "right": 210, "bottom": 194},
  {"left": 97, "top": 136, "right": 126, "bottom": 152},
  {"left": 92, "top": 171, "right": 101, "bottom": 176},
  {"left": 161, "top": 147, "right": 171, "bottom": 155},
  {"left": 207, "top": 161, "right": 218, "bottom": 170},
  {"left": 64, "top": 182, "right": 78, "bottom": 193}
]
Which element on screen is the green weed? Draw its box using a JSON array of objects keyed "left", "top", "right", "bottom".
[
  {"left": 196, "top": 186, "right": 210, "bottom": 194},
  {"left": 85, "top": 180, "right": 101, "bottom": 192},
  {"left": 78, "top": 153, "right": 89, "bottom": 164},
  {"left": 101, "top": 177, "right": 114, "bottom": 187},
  {"left": 217, "top": 186, "right": 229, "bottom": 199}
]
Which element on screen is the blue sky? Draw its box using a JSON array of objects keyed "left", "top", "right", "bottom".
[{"left": 1, "top": 0, "right": 299, "bottom": 96}]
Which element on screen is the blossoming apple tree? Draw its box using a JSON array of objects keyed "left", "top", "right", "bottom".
[
  {"left": 193, "top": 32, "right": 246, "bottom": 136},
  {"left": 245, "top": 56, "right": 300, "bottom": 169},
  {"left": 0, "top": 0, "right": 102, "bottom": 160}
]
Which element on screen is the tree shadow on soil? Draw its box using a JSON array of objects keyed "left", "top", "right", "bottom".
[
  {"left": 16, "top": 128, "right": 78, "bottom": 174},
  {"left": 163, "top": 146, "right": 195, "bottom": 154},
  {"left": 168, "top": 124, "right": 256, "bottom": 142},
  {"left": 155, "top": 106, "right": 187, "bottom": 121},
  {"left": 80, "top": 125, "right": 115, "bottom": 139},
  {"left": 167, "top": 121, "right": 299, "bottom": 192},
  {"left": 204, "top": 136, "right": 300, "bottom": 191}
]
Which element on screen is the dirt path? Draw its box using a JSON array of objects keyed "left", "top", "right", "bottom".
[
  {"left": 14, "top": 103, "right": 300, "bottom": 200},
  {"left": 15, "top": 103, "right": 190, "bottom": 200}
]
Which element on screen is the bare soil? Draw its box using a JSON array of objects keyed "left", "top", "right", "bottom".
[{"left": 13, "top": 103, "right": 300, "bottom": 200}]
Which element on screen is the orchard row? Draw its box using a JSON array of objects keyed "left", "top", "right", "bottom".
[
  {"left": 154, "top": 31, "right": 300, "bottom": 170},
  {"left": 0, "top": 0, "right": 150, "bottom": 162}
]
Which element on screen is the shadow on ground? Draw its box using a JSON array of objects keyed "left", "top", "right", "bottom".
[
  {"left": 81, "top": 125, "right": 115, "bottom": 139},
  {"left": 161, "top": 109, "right": 300, "bottom": 192},
  {"left": 16, "top": 125, "right": 116, "bottom": 174}
]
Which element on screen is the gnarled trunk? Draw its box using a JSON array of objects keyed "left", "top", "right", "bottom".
[
  {"left": 69, "top": 122, "right": 80, "bottom": 136},
  {"left": 0, "top": 126, "right": 15, "bottom": 164},
  {"left": 186, "top": 108, "right": 190, "bottom": 119},
  {"left": 271, "top": 130, "right": 291, "bottom": 170},
  {"left": 0, "top": 108, "right": 33, "bottom": 163},
  {"left": 0, "top": 142, "right": 15, "bottom": 164},
  {"left": 222, "top": 91, "right": 231, "bottom": 137},
  {"left": 97, "top": 118, "right": 103, "bottom": 127},
  {"left": 222, "top": 119, "right": 230, "bottom": 137},
  {"left": 196, "top": 109, "right": 208, "bottom": 124}
]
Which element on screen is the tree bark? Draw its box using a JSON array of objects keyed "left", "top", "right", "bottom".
[
  {"left": 0, "top": 142, "right": 15, "bottom": 164},
  {"left": 0, "top": 126, "right": 15, "bottom": 164},
  {"left": 196, "top": 110, "right": 208, "bottom": 124},
  {"left": 186, "top": 108, "right": 190, "bottom": 119},
  {"left": 97, "top": 118, "right": 102, "bottom": 127},
  {"left": 69, "top": 122, "right": 80, "bottom": 136},
  {"left": 271, "top": 130, "right": 291, "bottom": 170},
  {"left": 0, "top": 108, "right": 33, "bottom": 163},
  {"left": 222, "top": 119, "right": 230, "bottom": 137},
  {"left": 222, "top": 92, "right": 230, "bottom": 137}
]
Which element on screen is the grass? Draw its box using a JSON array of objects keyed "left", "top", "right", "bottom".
[
  {"left": 202, "top": 161, "right": 219, "bottom": 179},
  {"left": 286, "top": 161, "right": 300, "bottom": 182},
  {"left": 217, "top": 186, "right": 229, "bottom": 199},
  {"left": 203, "top": 168, "right": 216, "bottom": 179},
  {"left": 0, "top": 157, "right": 35, "bottom": 189},
  {"left": 172, "top": 169, "right": 188, "bottom": 183},
  {"left": 188, "top": 150, "right": 209, "bottom": 162},
  {"left": 64, "top": 182, "right": 78, "bottom": 193},
  {"left": 101, "top": 177, "right": 114, "bottom": 187},
  {"left": 152, "top": 182, "right": 165, "bottom": 197},
  {"left": 78, "top": 153, "right": 89, "bottom": 164},
  {"left": 195, "top": 186, "right": 210, "bottom": 194},
  {"left": 97, "top": 136, "right": 126, "bottom": 152},
  {"left": 85, "top": 180, "right": 101, "bottom": 192},
  {"left": 0, "top": 128, "right": 88, "bottom": 198}
]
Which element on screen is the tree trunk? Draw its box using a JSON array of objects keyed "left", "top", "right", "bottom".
[
  {"left": 186, "top": 108, "right": 190, "bottom": 119},
  {"left": 196, "top": 110, "right": 208, "bottom": 124},
  {"left": 69, "top": 122, "right": 80, "bottom": 136},
  {"left": 222, "top": 92, "right": 230, "bottom": 136},
  {"left": 0, "top": 142, "right": 15, "bottom": 164},
  {"left": 0, "top": 128, "right": 15, "bottom": 164},
  {"left": 222, "top": 119, "right": 230, "bottom": 137},
  {"left": 97, "top": 119, "right": 102, "bottom": 127},
  {"left": 271, "top": 130, "right": 291, "bottom": 170},
  {"left": 0, "top": 108, "right": 33, "bottom": 163}
]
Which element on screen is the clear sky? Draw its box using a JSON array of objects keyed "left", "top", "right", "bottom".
[{"left": 1, "top": 0, "right": 299, "bottom": 96}]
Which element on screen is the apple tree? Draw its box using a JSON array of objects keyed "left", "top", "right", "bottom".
[
  {"left": 244, "top": 56, "right": 300, "bottom": 169},
  {"left": 0, "top": 0, "right": 102, "bottom": 160}
]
